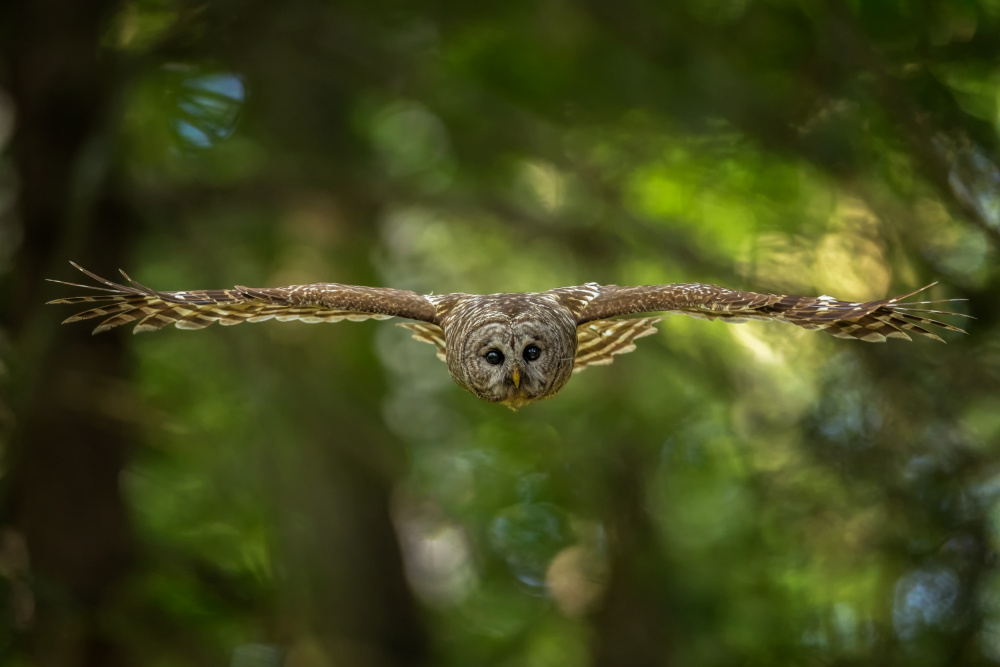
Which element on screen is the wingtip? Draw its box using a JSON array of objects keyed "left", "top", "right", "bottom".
[
  {"left": 119, "top": 268, "right": 139, "bottom": 289},
  {"left": 891, "top": 282, "right": 939, "bottom": 303},
  {"left": 45, "top": 278, "right": 89, "bottom": 290}
]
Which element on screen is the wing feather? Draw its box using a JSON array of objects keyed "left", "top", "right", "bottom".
[
  {"left": 573, "top": 317, "right": 661, "bottom": 373},
  {"left": 396, "top": 322, "right": 448, "bottom": 361},
  {"left": 576, "top": 282, "right": 967, "bottom": 343},
  {"left": 47, "top": 262, "right": 441, "bottom": 335}
]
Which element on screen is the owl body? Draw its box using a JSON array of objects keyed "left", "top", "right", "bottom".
[{"left": 48, "top": 264, "right": 968, "bottom": 408}]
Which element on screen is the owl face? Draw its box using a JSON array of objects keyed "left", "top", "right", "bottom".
[{"left": 449, "top": 315, "right": 577, "bottom": 409}]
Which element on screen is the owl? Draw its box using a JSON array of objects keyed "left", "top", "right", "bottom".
[{"left": 48, "top": 263, "right": 967, "bottom": 409}]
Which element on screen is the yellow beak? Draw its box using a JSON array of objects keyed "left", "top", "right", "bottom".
[{"left": 511, "top": 367, "right": 521, "bottom": 389}]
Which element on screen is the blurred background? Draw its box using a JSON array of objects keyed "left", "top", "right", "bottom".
[{"left": 1, "top": 0, "right": 998, "bottom": 665}]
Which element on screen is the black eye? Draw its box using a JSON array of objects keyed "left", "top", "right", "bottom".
[
  {"left": 485, "top": 349, "right": 504, "bottom": 365},
  {"left": 523, "top": 345, "right": 541, "bottom": 362}
]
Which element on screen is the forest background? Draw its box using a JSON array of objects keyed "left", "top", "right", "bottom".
[{"left": 1, "top": 0, "right": 999, "bottom": 665}]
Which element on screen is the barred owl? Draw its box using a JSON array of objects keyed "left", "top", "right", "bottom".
[{"left": 48, "top": 263, "right": 967, "bottom": 409}]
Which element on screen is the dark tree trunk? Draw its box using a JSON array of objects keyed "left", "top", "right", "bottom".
[{"left": 1, "top": 0, "right": 137, "bottom": 664}]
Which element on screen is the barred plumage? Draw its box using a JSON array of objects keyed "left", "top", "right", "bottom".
[
  {"left": 48, "top": 263, "right": 969, "bottom": 408},
  {"left": 578, "top": 283, "right": 968, "bottom": 343},
  {"left": 48, "top": 262, "right": 433, "bottom": 334},
  {"left": 573, "top": 318, "right": 662, "bottom": 373}
]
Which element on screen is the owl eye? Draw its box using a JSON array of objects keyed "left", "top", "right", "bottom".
[
  {"left": 484, "top": 349, "right": 505, "bottom": 365},
  {"left": 523, "top": 344, "right": 541, "bottom": 361}
]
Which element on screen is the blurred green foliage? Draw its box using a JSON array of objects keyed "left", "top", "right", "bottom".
[{"left": 3, "top": 0, "right": 1000, "bottom": 665}]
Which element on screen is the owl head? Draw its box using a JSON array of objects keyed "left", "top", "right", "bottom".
[{"left": 448, "top": 313, "right": 577, "bottom": 409}]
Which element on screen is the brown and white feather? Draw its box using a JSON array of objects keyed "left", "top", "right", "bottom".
[
  {"left": 578, "top": 282, "right": 967, "bottom": 343},
  {"left": 397, "top": 322, "right": 448, "bottom": 361},
  {"left": 573, "top": 318, "right": 662, "bottom": 373},
  {"left": 47, "top": 262, "right": 440, "bottom": 335}
]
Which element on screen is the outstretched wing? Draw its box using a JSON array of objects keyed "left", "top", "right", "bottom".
[
  {"left": 573, "top": 282, "right": 969, "bottom": 343},
  {"left": 47, "top": 262, "right": 446, "bottom": 334}
]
